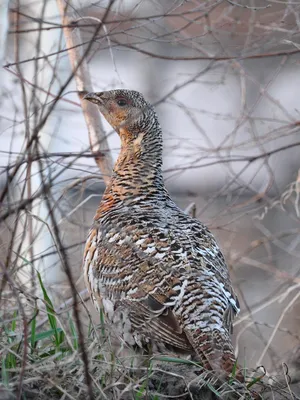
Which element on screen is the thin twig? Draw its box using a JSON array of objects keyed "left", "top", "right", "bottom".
[{"left": 56, "top": 0, "right": 113, "bottom": 184}]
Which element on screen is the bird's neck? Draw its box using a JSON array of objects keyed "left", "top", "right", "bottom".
[{"left": 101, "top": 123, "right": 166, "bottom": 210}]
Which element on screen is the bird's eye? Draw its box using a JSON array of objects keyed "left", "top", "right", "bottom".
[{"left": 116, "top": 98, "right": 127, "bottom": 107}]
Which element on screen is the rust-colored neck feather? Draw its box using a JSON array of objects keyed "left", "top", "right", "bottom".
[{"left": 96, "top": 114, "right": 165, "bottom": 218}]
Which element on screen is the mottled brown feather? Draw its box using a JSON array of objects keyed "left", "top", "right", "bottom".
[{"left": 83, "top": 89, "right": 242, "bottom": 382}]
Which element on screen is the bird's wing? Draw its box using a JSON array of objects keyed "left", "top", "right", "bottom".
[
  {"left": 84, "top": 224, "right": 193, "bottom": 352},
  {"left": 87, "top": 209, "right": 239, "bottom": 343},
  {"left": 121, "top": 293, "right": 193, "bottom": 351}
]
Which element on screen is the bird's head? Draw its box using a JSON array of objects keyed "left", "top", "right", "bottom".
[{"left": 83, "top": 89, "right": 158, "bottom": 142}]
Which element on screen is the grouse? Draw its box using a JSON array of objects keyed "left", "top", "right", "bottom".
[{"left": 83, "top": 89, "right": 241, "bottom": 380}]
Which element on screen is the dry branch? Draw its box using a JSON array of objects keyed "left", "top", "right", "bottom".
[{"left": 56, "top": 0, "right": 113, "bottom": 185}]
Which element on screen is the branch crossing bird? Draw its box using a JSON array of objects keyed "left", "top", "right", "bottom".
[{"left": 83, "top": 89, "right": 242, "bottom": 381}]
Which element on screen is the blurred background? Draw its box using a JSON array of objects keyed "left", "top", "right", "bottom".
[{"left": 1, "top": 0, "right": 300, "bottom": 396}]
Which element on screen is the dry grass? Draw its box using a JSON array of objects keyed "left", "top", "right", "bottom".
[{"left": 0, "top": 273, "right": 299, "bottom": 400}]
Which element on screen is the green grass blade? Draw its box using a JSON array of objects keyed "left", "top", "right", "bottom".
[
  {"left": 229, "top": 360, "right": 238, "bottom": 385},
  {"left": 135, "top": 360, "right": 153, "bottom": 399},
  {"left": 2, "top": 357, "right": 9, "bottom": 386},
  {"left": 5, "top": 311, "right": 18, "bottom": 369},
  {"left": 99, "top": 308, "right": 106, "bottom": 339},
  {"left": 37, "top": 271, "right": 59, "bottom": 347},
  {"left": 11, "top": 310, "right": 17, "bottom": 333},
  {"left": 34, "top": 328, "right": 63, "bottom": 343},
  {"left": 206, "top": 383, "right": 222, "bottom": 397},
  {"left": 246, "top": 374, "right": 264, "bottom": 389},
  {"left": 68, "top": 315, "right": 78, "bottom": 350},
  {"left": 30, "top": 309, "right": 37, "bottom": 352},
  {"left": 58, "top": 329, "right": 65, "bottom": 346},
  {"left": 135, "top": 382, "right": 146, "bottom": 400}
]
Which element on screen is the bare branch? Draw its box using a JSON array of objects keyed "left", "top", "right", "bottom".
[{"left": 56, "top": 0, "right": 113, "bottom": 184}]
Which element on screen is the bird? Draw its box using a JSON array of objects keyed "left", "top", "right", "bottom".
[{"left": 82, "top": 89, "right": 241, "bottom": 381}]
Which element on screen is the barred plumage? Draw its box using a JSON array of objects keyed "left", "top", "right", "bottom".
[{"left": 83, "top": 89, "right": 241, "bottom": 380}]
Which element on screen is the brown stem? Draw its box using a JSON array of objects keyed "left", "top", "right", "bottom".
[{"left": 56, "top": 0, "right": 113, "bottom": 184}]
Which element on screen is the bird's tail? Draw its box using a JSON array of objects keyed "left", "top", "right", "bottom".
[{"left": 187, "top": 328, "right": 244, "bottom": 382}]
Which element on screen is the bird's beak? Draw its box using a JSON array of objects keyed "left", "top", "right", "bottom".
[{"left": 83, "top": 92, "right": 103, "bottom": 105}]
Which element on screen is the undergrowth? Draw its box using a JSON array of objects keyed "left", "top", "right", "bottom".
[{"left": 0, "top": 272, "right": 298, "bottom": 400}]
